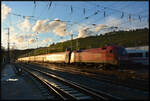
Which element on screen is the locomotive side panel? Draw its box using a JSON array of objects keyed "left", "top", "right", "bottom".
[
  {"left": 75, "top": 52, "right": 106, "bottom": 63},
  {"left": 70, "top": 46, "right": 120, "bottom": 65}
]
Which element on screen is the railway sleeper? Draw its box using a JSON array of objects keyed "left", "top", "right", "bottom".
[
  {"left": 76, "top": 96, "right": 93, "bottom": 100},
  {"left": 62, "top": 88, "right": 74, "bottom": 91},
  {"left": 56, "top": 85, "right": 70, "bottom": 89},
  {"left": 72, "top": 93, "right": 86, "bottom": 97},
  {"left": 66, "top": 90, "right": 79, "bottom": 94}
]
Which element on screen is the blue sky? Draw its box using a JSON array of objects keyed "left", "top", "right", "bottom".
[{"left": 2, "top": 1, "right": 149, "bottom": 50}]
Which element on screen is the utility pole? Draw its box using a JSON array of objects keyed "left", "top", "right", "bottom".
[
  {"left": 76, "top": 38, "right": 79, "bottom": 50},
  {"left": 47, "top": 43, "right": 48, "bottom": 54},
  {"left": 28, "top": 40, "right": 29, "bottom": 49},
  {"left": 36, "top": 32, "right": 38, "bottom": 49},
  {"left": 71, "top": 34, "right": 73, "bottom": 51},
  {"left": 12, "top": 42, "right": 15, "bottom": 61},
  {"left": 27, "top": 40, "right": 29, "bottom": 57},
  {"left": 7, "top": 28, "right": 10, "bottom": 63}
]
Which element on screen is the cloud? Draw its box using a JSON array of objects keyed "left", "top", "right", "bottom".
[
  {"left": 1, "top": 30, "right": 7, "bottom": 47},
  {"left": 78, "top": 28, "right": 94, "bottom": 38},
  {"left": 16, "top": 34, "right": 24, "bottom": 43},
  {"left": 94, "top": 24, "right": 108, "bottom": 32},
  {"left": 42, "top": 38, "right": 53, "bottom": 43},
  {"left": 17, "top": 17, "right": 31, "bottom": 32},
  {"left": 105, "top": 17, "right": 122, "bottom": 27},
  {"left": 76, "top": 17, "right": 123, "bottom": 38},
  {"left": 41, "top": 38, "right": 53, "bottom": 46},
  {"left": 32, "top": 18, "right": 69, "bottom": 36},
  {"left": 102, "top": 16, "right": 149, "bottom": 31},
  {"left": 48, "top": 18, "right": 69, "bottom": 36},
  {"left": 1, "top": 25, "right": 37, "bottom": 49},
  {"left": 11, "top": 33, "right": 31, "bottom": 43},
  {"left": 32, "top": 19, "right": 50, "bottom": 33},
  {"left": 12, "top": 35, "right": 36, "bottom": 49},
  {"left": 1, "top": 4, "right": 11, "bottom": 21},
  {"left": 25, "top": 33, "right": 36, "bottom": 39},
  {"left": 29, "top": 38, "right": 36, "bottom": 44},
  {"left": 2, "top": 26, "right": 20, "bottom": 48}
]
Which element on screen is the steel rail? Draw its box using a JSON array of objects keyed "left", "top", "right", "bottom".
[
  {"left": 22, "top": 67, "right": 67, "bottom": 100},
  {"left": 18, "top": 63, "right": 117, "bottom": 100},
  {"left": 21, "top": 66, "right": 93, "bottom": 100},
  {"left": 30, "top": 62, "right": 149, "bottom": 91}
]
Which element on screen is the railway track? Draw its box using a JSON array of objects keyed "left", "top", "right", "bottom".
[
  {"left": 24, "top": 62, "right": 149, "bottom": 92},
  {"left": 16, "top": 63, "right": 120, "bottom": 100}
]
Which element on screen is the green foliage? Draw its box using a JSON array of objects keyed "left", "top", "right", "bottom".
[{"left": 17, "top": 28, "right": 149, "bottom": 58}]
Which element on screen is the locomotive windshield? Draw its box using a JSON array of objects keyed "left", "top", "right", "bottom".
[{"left": 118, "top": 47, "right": 127, "bottom": 56}]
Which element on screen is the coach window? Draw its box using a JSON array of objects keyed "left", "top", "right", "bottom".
[
  {"left": 128, "top": 53, "right": 143, "bottom": 57},
  {"left": 137, "top": 53, "right": 143, "bottom": 57}
]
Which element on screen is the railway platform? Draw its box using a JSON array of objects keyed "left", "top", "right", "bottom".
[{"left": 1, "top": 64, "right": 45, "bottom": 100}]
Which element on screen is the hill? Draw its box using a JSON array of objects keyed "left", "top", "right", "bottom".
[{"left": 15, "top": 28, "right": 149, "bottom": 58}]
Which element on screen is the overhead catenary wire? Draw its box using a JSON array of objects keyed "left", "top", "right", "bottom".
[
  {"left": 32, "top": 1, "right": 37, "bottom": 17},
  {"left": 34, "top": 0, "right": 36, "bottom": 8},
  {"left": 30, "top": 1, "right": 134, "bottom": 31},
  {"left": 7, "top": 6, "right": 148, "bottom": 32},
  {"left": 128, "top": 14, "right": 131, "bottom": 22},
  {"left": 76, "top": 10, "right": 148, "bottom": 35},
  {"left": 67, "top": 9, "right": 102, "bottom": 31},
  {"left": 85, "top": 1, "right": 147, "bottom": 28},
  {"left": 67, "top": 2, "right": 128, "bottom": 31},
  {"left": 48, "top": 0, "right": 52, "bottom": 10},
  {"left": 70, "top": 5, "right": 73, "bottom": 15},
  {"left": 4, "top": 2, "right": 148, "bottom": 43},
  {"left": 83, "top": 8, "right": 86, "bottom": 15},
  {"left": 37, "top": 2, "right": 49, "bottom": 19},
  {"left": 139, "top": 16, "right": 141, "bottom": 22},
  {"left": 86, "top": 1, "right": 148, "bottom": 20},
  {"left": 121, "top": 12, "right": 124, "bottom": 19},
  {"left": 8, "top": 12, "right": 72, "bottom": 23}
]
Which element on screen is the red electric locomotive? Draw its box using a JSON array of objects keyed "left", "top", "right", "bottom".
[{"left": 70, "top": 45, "right": 129, "bottom": 68}]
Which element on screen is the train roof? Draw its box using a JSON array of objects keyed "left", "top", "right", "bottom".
[
  {"left": 126, "top": 46, "right": 149, "bottom": 51},
  {"left": 126, "top": 46, "right": 149, "bottom": 53},
  {"left": 127, "top": 49, "right": 148, "bottom": 53}
]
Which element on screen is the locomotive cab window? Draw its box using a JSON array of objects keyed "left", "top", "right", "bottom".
[{"left": 110, "top": 49, "right": 113, "bottom": 54}]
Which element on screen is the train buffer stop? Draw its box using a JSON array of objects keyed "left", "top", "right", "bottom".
[{"left": 1, "top": 64, "right": 45, "bottom": 100}]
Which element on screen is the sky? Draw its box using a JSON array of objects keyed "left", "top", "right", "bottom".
[{"left": 1, "top": 1, "right": 149, "bottom": 50}]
